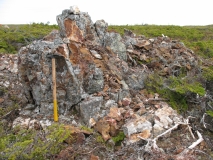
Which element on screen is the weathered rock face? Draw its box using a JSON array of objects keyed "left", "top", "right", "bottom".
[
  {"left": 18, "top": 6, "right": 140, "bottom": 123},
  {"left": 104, "top": 32, "right": 127, "bottom": 61},
  {"left": 95, "top": 20, "right": 108, "bottom": 46},
  {"left": 0, "top": 54, "right": 27, "bottom": 117},
  {"left": 19, "top": 37, "right": 83, "bottom": 115},
  {"left": 16, "top": 6, "right": 212, "bottom": 149}
]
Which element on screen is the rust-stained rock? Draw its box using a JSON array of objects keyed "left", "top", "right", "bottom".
[
  {"left": 105, "top": 117, "right": 120, "bottom": 136},
  {"left": 128, "top": 130, "right": 151, "bottom": 143},
  {"left": 122, "top": 97, "right": 131, "bottom": 106},
  {"left": 90, "top": 154, "right": 100, "bottom": 160},
  {"left": 107, "top": 107, "right": 124, "bottom": 121},
  {"left": 89, "top": 118, "right": 96, "bottom": 127},
  {"left": 64, "top": 19, "right": 84, "bottom": 43},
  {"left": 64, "top": 125, "right": 93, "bottom": 145},
  {"left": 134, "top": 40, "right": 150, "bottom": 48},
  {"left": 56, "top": 147, "right": 74, "bottom": 160},
  {"left": 94, "top": 119, "right": 111, "bottom": 141},
  {"left": 123, "top": 117, "right": 152, "bottom": 137}
]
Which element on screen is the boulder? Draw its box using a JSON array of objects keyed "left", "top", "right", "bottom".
[
  {"left": 79, "top": 96, "right": 104, "bottom": 124},
  {"left": 123, "top": 117, "right": 152, "bottom": 137},
  {"left": 104, "top": 32, "right": 127, "bottom": 61}
]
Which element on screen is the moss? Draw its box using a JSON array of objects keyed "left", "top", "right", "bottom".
[
  {"left": 95, "top": 134, "right": 105, "bottom": 144},
  {"left": 202, "top": 66, "right": 213, "bottom": 81},
  {"left": 111, "top": 131, "right": 125, "bottom": 146},
  {"left": 168, "top": 76, "right": 205, "bottom": 96},
  {"left": 0, "top": 103, "right": 20, "bottom": 117},
  {"left": 0, "top": 87, "right": 8, "bottom": 95},
  {"left": 0, "top": 123, "right": 70, "bottom": 160},
  {"left": 145, "top": 73, "right": 205, "bottom": 112},
  {"left": 10, "top": 95, "right": 19, "bottom": 102},
  {"left": 80, "top": 125, "right": 93, "bottom": 133},
  {"left": 206, "top": 110, "right": 213, "bottom": 118}
]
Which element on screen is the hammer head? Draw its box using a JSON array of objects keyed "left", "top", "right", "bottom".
[{"left": 46, "top": 53, "right": 63, "bottom": 59}]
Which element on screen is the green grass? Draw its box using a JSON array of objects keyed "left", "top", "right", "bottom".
[
  {"left": 0, "top": 23, "right": 58, "bottom": 54},
  {"left": 206, "top": 110, "right": 213, "bottom": 117}
]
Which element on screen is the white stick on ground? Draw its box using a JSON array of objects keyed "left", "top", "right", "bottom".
[
  {"left": 153, "top": 123, "right": 179, "bottom": 141},
  {"left": 186, "top": 118, "right": 195, "bottom": 139},
  {"left": 178, "top": 130, "right": 204, "bottom": 157},
  {"left": 188, "top": 131, "right": 203, "bottom": 149},
  {"left": 138, "top": 121, "right": 203, "bottom": 154},
  {"left": 138, "top": 123, "right": 180, "bottom": 151},
  {"left": 201, "top": 113, "right": 207, "bottom": 129}
]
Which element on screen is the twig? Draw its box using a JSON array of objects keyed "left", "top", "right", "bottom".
[
  {"left": 200, "top": 113, "right": 207, "bottom": 128},
  {"left": 137, "top": 123, "right": 180, "bottom": 151},
  {"left": 186, "top": 118, "right": 195, "bottom": 139},
  {"left": 153, "top": 123, "right": 179, "bottom": 141},
  {"left": 138, "top": 120, "right": 195, "bottom": 152},
  {"left": 188, "top": 131, "right": 203, "bottom": 149},
  {"left": 0, "top": 109, "right": 19, "bottom": 120},
  {"left": 207, "top": 102, "right": 213, "bottom": 110},
  {"left": 178, "top": 131, "right": 204, "bottom": 157}
]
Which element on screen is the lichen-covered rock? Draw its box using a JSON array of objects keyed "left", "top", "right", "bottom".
[
  {"left": 18, "top": 39, "right": 83, "bottom": 114},
  {"left": 95, "top": 20, "right": 108, "bottom": 46},
  {"left": 104, "top": 32, "right": 127, "bottom": 61},
  {"left": 79, "top": 96, "right": 103, "bottom": 124},
  {"left": 0, "top": 54, "right": 27, "bottom": 117}
]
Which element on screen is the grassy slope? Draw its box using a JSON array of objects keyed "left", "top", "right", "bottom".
[
  {"left": 108, "top": 25, "right": 213, "bottom": 58},
  {"left": 0, "top": 23, "right": 58, "bottom": 54},
  {"left": 1, "top": 23, "right": 213, "bottom": 58}
]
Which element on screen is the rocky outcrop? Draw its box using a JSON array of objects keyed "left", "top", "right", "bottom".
[
  {"left": 13, "top": 7, "right": 213, "bottom": 155},
  {"left": 17, "top": 6, "right": 148, "bottom": 124},
  {"left": 0, "top": 54, "right": 27, "bottom": 121}
]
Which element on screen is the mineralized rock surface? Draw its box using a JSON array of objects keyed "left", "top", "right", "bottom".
[{"left": 14, "top": 6, "right": 210, "bottom": 147}]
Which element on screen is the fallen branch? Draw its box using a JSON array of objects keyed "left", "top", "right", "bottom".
[
  {"left": 138, "top": 123, "right": 180, "bottom": 152},
  {"left": 153, "top": 123, "right": 179, "bottom": 141},
  {"left": 138, "top": 119, "right": 197, "bottom": 152},
  {"left": 178, "top": 131, "right": 204, "bottom": 156},
  {"left": 188, "top": 131, "right": 203, "bottom": 149}
]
